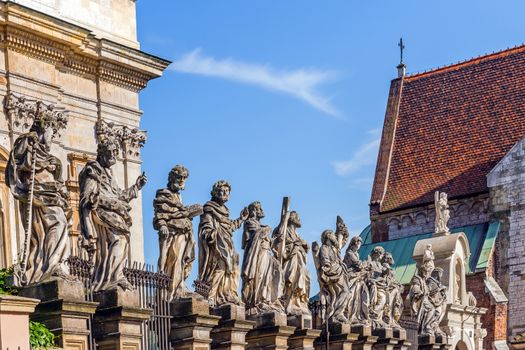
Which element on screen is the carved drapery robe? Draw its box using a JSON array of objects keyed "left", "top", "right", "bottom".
[
  {"left": 198, "top": 200, "right": 243, "bottom": 306},
  {"left": 367, "top": 258, "right": 389, "bottom": 328},
  {"left": 79, "top": 160, "right": 138, "bottom": 292},
  {"left": 6, "top": 133, "right": 71, "bottom": 284},
  {"left": 273, "top": 225, "right": 311, "bottom": 316},
  {"left": 154, "top": 189, "right": 194, "bottom": 300},
  {"left": 408, "top": 274, "right": 446, "bottom": 336},
  {"left": 241, "top": 218, "right": 283, "bottom": 315},
  {"left": 382, "top": 264, "right": 404, "bottom": 327},
  {"left": 343, "top": 249, "right": 370, "bottom": 325},
  {"left": 314, "top": 243, "right": 349, "bottom": 323}
]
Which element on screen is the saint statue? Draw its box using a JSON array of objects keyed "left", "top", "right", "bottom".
[
  {"left": 241, "top": 201, "right": 283, "bottom": 315},
  {"left": 434, "top": 191, "right": 450, "bottom": 235},
  {"left": 273, "top": 210, "right": 311, "bottom": 316},
  {"left": 367, "top": 246, "right": 389, "bottom": 328},
  {"left": 6, "top": 103, "right": 71, "bottom": 285},
  {"left": 343, "top": 236, "right": 370, "bottom": 326},
  {"left": 79, "top": 136, "right": 147, "bottom": 292},
  {"left": 381, "top": 252, "right": 404, "bottom": 328},
  {"left": 312, "top": 219, "right": 350, "bottom": 324},
  {"left": 154, "top": 165, "right": 202, "bottom": 300},
  {"left": 408, "top": 245, "right": 447, "bottom": 337},
  {"left": 198, "top": 180, "right": 248, "bottom": 307}
]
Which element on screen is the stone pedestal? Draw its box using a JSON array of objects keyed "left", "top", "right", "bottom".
[
  {"left": 246, "top": 311, "right": 295, "bottom": 350},
  {"left": 170, "top": 295, "right": 220, "bottom": 350},
  {"left": 92, "top": 288, "right": 152, "bottom": 350},
  {"left": 417, "top": 335, "right": 450, "bottom": 350},
  {"left": 392, "top": 328, "right": 410, "bottom": 350},
  {"left": 211, "top": 304, "right": 255, "bottom": 350},
  {"left": 351, "top": 325, "right": 378, "bottom": 350},
  {"left": 315, "top": 323, "right": 359, "bottom": 350},
  {"left": 0, "top": 295, "right": 39, "bottom": 350},
  {"left": 20, "top": 279, "right": 98, "bottom": 350},
  {"left": 287, "top": 314, "right": 321, "bottom": 350},
  {"left": 372, "top": 328, "right": 399, "bottom": 350}
]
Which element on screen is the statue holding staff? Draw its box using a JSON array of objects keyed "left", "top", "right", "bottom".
[
  {"left": 154, "top": 165, "right": 202, "bottom": 300},
  {"left": 198, "top": 180, "right": 248, "bottom": 307},
  {"left": 241, "top": 201, "right": 283, "bottom": 315},
  {"left": 79, "top": 136, "right": 147, "bottom": 292},
  {"left": 6, "top": 102, "right": 71, "bottom": 285}
]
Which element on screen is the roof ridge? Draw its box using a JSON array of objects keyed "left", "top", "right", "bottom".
[{"left": 405, "top": 43, "right": 525, "bottom": 81}]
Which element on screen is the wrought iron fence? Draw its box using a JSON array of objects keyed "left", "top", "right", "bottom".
[{"left": 67, "top": 256, "right": 172, "bottom": 350}]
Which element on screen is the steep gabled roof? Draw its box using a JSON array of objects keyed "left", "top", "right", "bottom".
[{"left": 372, "top": 44, "right": 525, "bottom": 212}]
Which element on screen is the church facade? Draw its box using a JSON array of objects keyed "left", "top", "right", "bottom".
[
  {"left": 362, "top": 45, "right": 525, "bottom": 349},
  {"left": 0, "top": 0, "right": 170, "bottom": 268}
]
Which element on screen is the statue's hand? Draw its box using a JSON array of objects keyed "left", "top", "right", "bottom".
[
  {"left": 136, "top": 172, "right": 147, "bottom": 189},
  {"left": 239, "top": 207, "right": 249, "bottom": 221},
  {"left": 159, "top": 225, "right": 169, "bottom": 237}
]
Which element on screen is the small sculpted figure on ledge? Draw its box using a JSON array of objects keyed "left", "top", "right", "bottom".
[
  {"left": 6, "top": 103, "right": 71, "bottom": 286},
  {"left": 343, "top": 236, "right": 371, "bottom": 326},
  {"left": 272, "top": 208, "right": 311, "bottom": 316},
  {"left": 312, "top": 217, "right": 351, "bottom": 324},
  {"left": 154, "top": 165, "right": 202, "bottom": 301},
  {"left": 408, "top": 245, "right": 447, "bottom": 337},
  {"left": 241, "top": 201, "right": 284, "bottom": 316},
  {"left": 198, "top": 180, "right": 249, "bottom": 307},
  {"left": 79, "top": 136, "right": 147, "bottom": 292}
]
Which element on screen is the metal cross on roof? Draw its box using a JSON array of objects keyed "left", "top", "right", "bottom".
[{"left": 398, "top": 38, "right": 405, "bottom": 65}]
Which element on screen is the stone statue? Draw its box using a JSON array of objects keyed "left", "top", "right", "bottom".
[
  {"left": 197, "top": 180, "right": 248, "bottom": 307},
  {"left": 408, "top": 246, "right": 447, "bottom": 337},
  {"left": 79, "top": 136, "right": 147, "bottom": 292},
  {"left": 273, "top": 210, "right": 311, "bottom": 316},
  {"left": 154, "top": 165, "right": 203, "bottom": 301},
  {"left": 381, "top": 252, "right": 404, "bottom": 328},
  {"left": 312, "top": 218, "right": 350, "bottom": 324},
  {"left": 434, "top": 191, "right": 450, "bottom": 235},
  {"left": 343, "top": 236, "right": 370, "bottom": 326},
  {"left": 367, "top": 246, "right": 389, "bottom": 328},
  {"left": 6, "top": 103, "right": 71, "bottom": 285},
  {"left": 241, "top": 201, "right": 284, "bottom": 315}
]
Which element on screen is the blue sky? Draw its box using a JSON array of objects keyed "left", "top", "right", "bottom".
[{"left": 136, "top": 1, "right": 525, "bottom": 293}]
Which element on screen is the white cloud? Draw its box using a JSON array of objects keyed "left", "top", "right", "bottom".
[
  {"left": 170, "top": 48, "right": 340, "bottom": 117},
  {"left": 331, "top": 137, "right": 380, "bottom": 176}
]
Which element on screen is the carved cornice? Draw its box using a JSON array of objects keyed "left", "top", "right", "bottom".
[
  {"left": 3, "top": 92, "right": 69, "bottom": 136},
  {"left": 0, "top": 2, "right": 171, "bottom": 91},
  {"left": 95, "top": 119, "right": 146, "bottom": 161}
]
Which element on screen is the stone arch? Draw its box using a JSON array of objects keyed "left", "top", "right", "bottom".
[
  {"left": 415, "top": 212, "right": 427, "bottom": 225},
  {"left": 388, "top": 218, "right": 401, "bottom": 231},
  {"left": 401, "top": 215, "right": 413, "bottom": 228},
  {"left": 455, "top": 340, "right": 469, "bottom": 350}
]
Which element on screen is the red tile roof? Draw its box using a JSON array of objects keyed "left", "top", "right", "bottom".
[{"left": 372, "top": 44, "right": 525, "bottom": 212}]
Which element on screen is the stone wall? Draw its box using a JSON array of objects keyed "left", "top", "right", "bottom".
[{"left": 487, "top": 136, "right": 525, "bottom": 338}]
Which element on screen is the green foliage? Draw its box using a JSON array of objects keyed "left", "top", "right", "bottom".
[
  {"left": 29, "top": 321, "right": 56, "bottom": 349},
  {"left": 0, "top": 266, "right": 18, "bottom": 295}
]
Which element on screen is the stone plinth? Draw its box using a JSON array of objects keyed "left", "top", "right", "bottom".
[
  {"left": 246, "top": 311, "right": 295, "bottom": 350},
  {"left": 287, "top": 314, "right": 320, "bottom": 350},
  {"left": 417, "top": 335, "right": 450, "bottom": 350},
  {"left": 351, "top": 325, "right": 378, "bottom": 350},
  {"left": 392, "top": 328, "right": 410, "bottom": 350},
  {"left": 315, "top": 323, "right": 359, "bottom": 350},
  {"left": 170, "top": 295, "right": 220, "bottom": 350},
  {"left": 20, "top": 279, "right": 98, "bottom": 350},
  {"left": 92, "top": 288, "right": 152, "bottom": 350},
  {"left": 372, "top": 328, "right": 399, "bottom": 350},
  {"left": 211, "top": 304, "right": 255, "bottom": 350},
  {"left": 0, "top": 294, "right": 39, "bottom": 350}
]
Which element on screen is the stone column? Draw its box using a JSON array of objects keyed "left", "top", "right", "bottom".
[
  {"left": 210, "top": 304, "right": 255, "bottom": 350},
  {"left": 372, "top": 328, "right": 399, "bottom": 350},
  {"left": 246, "top": 311, "right": 295, "bottom": 350},
  {"left": 20, "top": 279, "right": 98, "bottom": 350},
  {"left": 315, "top": 323, "right": 358, "bottom": 350},
  {"left": 0, "top": 294, "right": 39, "bottom": 350},
  {"left": 170, "top": 295, "right": 220, "bottom": 350},
  {"left": 287, "top": 314, "right": 321, "bottom": 350},
  {"left": 92, "top": 288, "right": 152, "bottom": 350}
]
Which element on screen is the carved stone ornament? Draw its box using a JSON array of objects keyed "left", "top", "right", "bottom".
[
  {"left": 95, "top": 119, "right": 146, "bottom": 161},
  {"left": 434, "top": 191, "right": 450, "bottom": 235},
  {"left": 4, "top": 92, "right": 68, "bottom": 136}
]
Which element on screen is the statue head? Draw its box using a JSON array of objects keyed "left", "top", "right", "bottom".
[
  {"left": 431, "top": 267, "right": 444, "bottom": 282},
  {"left": 370, "top": 246, "right": 385, "bottom": 261},
  {"left": 289, "top": 211, "right": 301, "bottom": 228},
  {"left": 30, "top": 117, "right": 55, "bottom": 147},
  {"left": 248, "top": 201, "right": 265, "bottom": 220},
  {"left": 211, "top": 180, "right": 231, "bottom": 205},
  {"left": 97, "top": 136, "right": 120, "bottom": 168},
  {"left": 168, "top": 165, "right": 189, "bottom": 192},
  {"left": 321, "top": 229, "right": 337, "bottom": 247},
  {"left": 382, "top": 251, "right": 395, "bottom": 266},
  {"left": 349, "top": 236, "right": 362, "bottom": 251}
]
